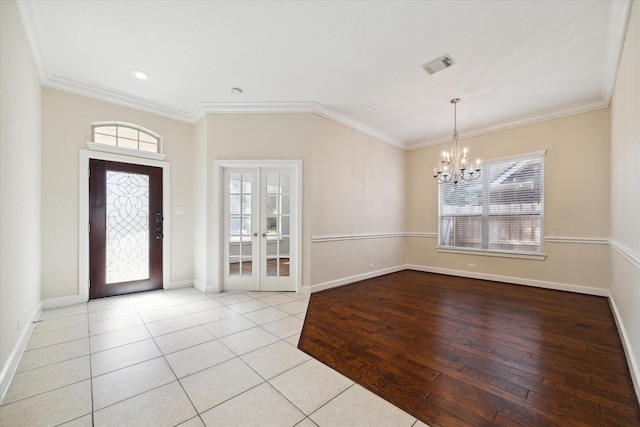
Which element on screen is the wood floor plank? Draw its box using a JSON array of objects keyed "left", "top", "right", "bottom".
[{"left": 298, "top": 270, "right": 640, "bottom": 426}]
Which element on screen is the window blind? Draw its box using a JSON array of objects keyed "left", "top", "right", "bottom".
[{"left": 438, "top": 152, "right": 544, "bottom": 254}]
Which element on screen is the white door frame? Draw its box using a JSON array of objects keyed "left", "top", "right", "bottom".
[
  {"left": 215, "top": 159, "right": 302, "bottom": 292},
  {"left": 79, "top": 148, "right": 171, "bottom": 302}
]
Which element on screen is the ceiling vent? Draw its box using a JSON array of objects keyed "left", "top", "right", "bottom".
[{"left": 422, "top": 54, "right": 454, "bottom": 75}]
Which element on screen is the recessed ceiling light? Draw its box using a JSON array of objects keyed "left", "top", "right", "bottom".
[
  {"left": 132, "top": 69, "right": 150, "bottom": 80},
  {"left": 230, "top": 87, "right": 243, "bottom": 95}
]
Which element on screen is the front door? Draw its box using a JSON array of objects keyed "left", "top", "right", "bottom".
[
  {"left": 223, "top": 167, "right": 297, "bottom": 292},
  {"left": 89, "top": 159, "right": 163, "bottom": 299}
]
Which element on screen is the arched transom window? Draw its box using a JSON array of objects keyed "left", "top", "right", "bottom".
[{"left": 92, "top": 122, "right": 161, "bottom": 154}]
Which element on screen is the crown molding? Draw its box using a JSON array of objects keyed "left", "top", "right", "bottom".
[
  {"left": 311, "top": 104, "right": 407, "bottom": 149},
  {"left": 44, "top": 75, "right": 193, "bottom": 122},
  {"left": 406, "top": 97, "right": 610, "bottom": 151},
  {"left": 600, "top": 0, "right": 633, "bottom": 105},
  {"left": 16, "top": 0, "right": 49, "bottom": 82}
]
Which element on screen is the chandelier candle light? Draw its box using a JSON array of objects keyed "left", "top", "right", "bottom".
[{"left": 433, "top": 98, "right": 481, "bottom": 187}]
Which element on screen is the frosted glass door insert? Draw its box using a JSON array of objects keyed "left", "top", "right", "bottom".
[{"left": 105, "top": 171, "right": 150, "bottom": 283}]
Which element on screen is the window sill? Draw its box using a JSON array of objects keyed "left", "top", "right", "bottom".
[
  {"left": 86, "top": 142, "right": 166, "bottom": 161},
  {"left": 436, "top": 247, "right": 547, "bottom": 260}
]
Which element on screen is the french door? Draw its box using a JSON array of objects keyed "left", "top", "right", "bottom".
[
  {"left": 89, "top": 159, "right": 163, "bottom": 299},
  {"left": 223, "top": 167, "right": 297, "bottom": 291}
]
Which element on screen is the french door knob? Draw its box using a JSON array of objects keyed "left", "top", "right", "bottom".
[
  {"left": 253, "top": 232, "right": 258, "bottom": 237},
  {"left": 262, "top": 232, "right": 267, "bottom": 237}
]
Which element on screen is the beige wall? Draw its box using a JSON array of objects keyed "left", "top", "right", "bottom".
[
  {"left": 610, "top": 0, "right": 640, "bottom": 395},
  {"left": 41, "top": 89, "right": 194, "bottom": 299},
  {"left": 310, "top": 116, "right": 406, "bottom": 287},
  {"left": 193, "top": 113, "right": 407, "bottom": 291},
  {"left": 0, "top": 0, "right": 43, "bottom": 373},
  {"left": 406, "top": 109, "right": 611, "bottom": 292},
  {"left": 199, "top": 113, "right": 313, "bottom": 290}
]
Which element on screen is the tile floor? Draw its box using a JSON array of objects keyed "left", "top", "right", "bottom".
[{"left": 0, "top": 287, "right": 430, "bottom": 427}]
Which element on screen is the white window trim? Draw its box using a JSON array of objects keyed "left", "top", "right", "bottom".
[{"left": 86, "top": 142, "right": 166, "bottom": 161}]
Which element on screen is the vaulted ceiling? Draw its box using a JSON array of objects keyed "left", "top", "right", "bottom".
[{"left": 17, "top": 0, "right": 631, "bottom": 150}]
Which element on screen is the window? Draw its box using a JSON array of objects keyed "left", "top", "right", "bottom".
[
  {"left": 92, "top": 122, "right": 161, "bottom": 153},
  {"left": 438, "top": 151, "right": 544, "bottom": 255}
]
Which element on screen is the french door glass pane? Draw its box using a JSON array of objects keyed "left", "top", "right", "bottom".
[
  {"left": 105, "top": 171, "right": 149, "bottom": 284},
  {"left": 229, "top": 173, "right": 254, "bottom": 277},
  {"left": 264, "top": 172, "right": 291, "bottom": 277}
]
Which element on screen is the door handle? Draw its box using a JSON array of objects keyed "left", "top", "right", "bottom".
[
  {"left": 253, "top": 232, "right": 258, "bottom": 237},
  {"left": 262, "top": 232, "right": 267, "bottom": 237},
  {"left": 155, "top": 212, "right": 164, "bottom": 240}
]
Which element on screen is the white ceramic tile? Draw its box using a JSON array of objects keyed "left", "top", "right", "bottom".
[
  {"left": 91, "top": 339, "right": 161, "bottom": 376},
  {"left": 180, "top": 358, "right": 263, "bottom": 413},
  {"left": 413, "top": 420, "right": 432, "bottom": 427},
  {"left": 262, "top": 316, "right": 304, "bottom": 339},
  {"left": 270, "top": 359, "right": 353, "bottom": 415},
  {"left": 146, "top": 314, "right": 198, "bottom": 337},
  {"left": 293, "top": 418, "right": 318, "bottom": 427},
  {"left": 219, "top": 327, "right": 280, "bottom": 355},
  {"left": 190, "top": 307, "right": 238, "bottom": 324},
  {"left": 92, "top": 357, "right": 176, "bottom": 410},
  {"left": 180, "top": 298, "right": 223, "bottom": 314},
  {"left": 242, "top": 307, "right": 290, "bottom": 325},
  {"left": 0, "top": 380, "right": 91, "bottom": 427},
  {"left": 170, "top": 292, "right": 211, "bottom": 305},
  {"left": 89, "top": 314, "right": 143, "bottom": 335},
  {"left": 153, "top": 325, "right": 214, "bottom": 354},
  {"left": 295, "top": 312, "right": 307, "bottom": 321},
  {"left": 165, "top": 340, "right": 235, "bottom": 378},
  {"left": 241, "top": 340, "right": 310, "bottom": 379},
  {"left": 138, "top": 305, "right": 189, "bottom": 323},
  {"left": 88, "top": 296, "right": 132, "bottom": 313},
  {"left": 177, "top": 416, "right": 206, "bottom": 427},
  {"left": 17, "top": 338, "right": 89, "bottom": 372},
  {"left": 259, "top": 294, "right": 298, "bottom": 306},
  {"left": 203, "top": 315, "right": 256, "bottom": 338},
  {"left": 276, "top": 300, "right": 309, "bottom": 315},
  {"left": 310, "top": 384, "right": 416, "bottom": 427},
  {"left": 39, "top": 304, "right": 88, "bottom": 321},
  {"left": 33, "top": 314, "right": 88, "bottom": 334},
  {"left": 93, "top": 381, "right": 197, "bottom": 427},
  {"left": 200, "top": 382, "right": 304, "bottom": 427},
  {"left": 286, "top": 333, "right": 301, "bottom": 347},
  {"left": 59, "top": 414, "right": 94, "bottom": 426},
  {"left": 26, "top": 324, "right": 89, "bottom": 350},
  {"left": 88, "top": 305, "right": 137, "bottom": 323},
  {"left": 227, "top": 299, "right": 269, "bottom": 314},
  {"left": 89, "top": 324, "right": 151, "bottom": 353},
  {"left": 164, "top": 287, "right": 202, "bottom": 297},
  {"left": 3, "top": 356, "right": 90, "bottom": 404},
  {"left": 215, "top": 293, "right": 255, "bottom": 306}
]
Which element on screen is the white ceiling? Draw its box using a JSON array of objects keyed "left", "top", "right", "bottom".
[{"left": 17, "top": 0, "right": 631, "bottom": 150}]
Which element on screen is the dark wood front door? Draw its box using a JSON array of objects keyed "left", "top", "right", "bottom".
[{"left": 89, "top": 159, "right": 163, "bottom": 299}]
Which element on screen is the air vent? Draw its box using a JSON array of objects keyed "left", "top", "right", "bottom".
[{"left": 422, "top": 54, "right": 454, "bottom": 75}]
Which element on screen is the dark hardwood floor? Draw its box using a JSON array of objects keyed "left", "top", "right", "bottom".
[{"left": 298, "top": 270, "right": 640, "bottom": 426}]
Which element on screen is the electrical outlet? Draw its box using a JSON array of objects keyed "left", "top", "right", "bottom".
[
  {"left": 369, "top": 263, "right": 374, "bottom": 269},
  {"left": 467, "top": 263, "right": 476, "bottom": 269},
  {"left": 18, "top": 320, "right": 21, "bottom": 331}
]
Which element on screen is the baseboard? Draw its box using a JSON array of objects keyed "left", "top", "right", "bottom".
[
  {"left": 42, "top": 294, "right": 86, "bottom": 309},
  {"left": 406, "top": 264, "right": 609, "bottom": 297},
  {"left": 165, "top": 280, "right": 194, "bottom": 290},
  {"left": 307, "top": 265, "right": 406, "bottom": 293},
  {"left": 192, "top": 280, "right": 220, "bottom": 294},
  {"left": 609, "top": 295, "right": 640, "bottom": 404},
  {"left": 0, "top": 301, "right": 43, "bottom": 403}
]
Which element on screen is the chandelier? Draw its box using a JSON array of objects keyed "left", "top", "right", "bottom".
[{"left": 433, "top": 98, "right": 481, "bottom": 187}]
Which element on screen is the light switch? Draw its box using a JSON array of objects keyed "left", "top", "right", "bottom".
[{"left": 175, "top": 206, "right": 185, "bottom": 215}]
